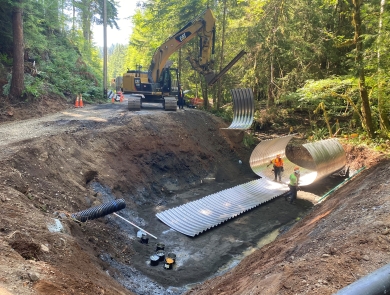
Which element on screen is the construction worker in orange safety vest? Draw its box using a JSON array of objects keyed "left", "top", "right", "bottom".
[{"left": 267, "top": 154, "right": 284, "bottom": 182}]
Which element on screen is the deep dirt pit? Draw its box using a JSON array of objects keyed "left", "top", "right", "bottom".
[{"left": 0, "top": 100, "right": 388, "bottom": 295}]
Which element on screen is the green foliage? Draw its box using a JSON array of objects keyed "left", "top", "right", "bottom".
[
  {"left": 0, "top": 0, "right": 108, "bottom": 102},
  {"left": 108, "top": 44, "right": 128, "bottom": 83},
  {"left": 0, "top": 53, "right": 12, "bottom": 66},
  {"left": 243, "top": 133, "right": 256, "bottom": 148},
  {"left": 22, "top": 26, "right": 104, "bottom": 100},
  {"left": 24, "top": 74, "right": 44, "bottom": 97},
  {"left": 296, "top": 76, "right": 357, "bottom": 110},
  {"left": 2, "top": 73, "right": 11, "bottom": 96},
  {"left": 309, "top": 127, "right": 328, "bottom": 141},
  {"left": 209, "top": 104, "right": 234, "bottom": 123},
  {"left": 253, "top": 108, "right": 275, "bottom": 128}
]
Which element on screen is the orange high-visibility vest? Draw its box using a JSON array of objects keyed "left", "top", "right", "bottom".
[{"left": 273, "top": 158, "right": 284, "bottom": 167}]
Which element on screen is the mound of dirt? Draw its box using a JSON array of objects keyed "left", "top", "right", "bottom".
[{"left": 0, "top": 95, "right": 70, "bottom": 122}]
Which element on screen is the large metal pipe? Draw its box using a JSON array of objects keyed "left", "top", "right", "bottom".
[
  {"left": 249, "top": 137, "right": 346, "bottom": 186},
  {"left": 333, "top": 263, "right": 390, "bottom": 295}
]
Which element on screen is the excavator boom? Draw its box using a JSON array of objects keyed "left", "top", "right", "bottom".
[{"left": 148, "top": 8, "right": 216, "bottom": 83}]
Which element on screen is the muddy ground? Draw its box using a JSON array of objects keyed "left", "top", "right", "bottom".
[{"left": 0, "top": 98, "right": 388, "bottom": 295}]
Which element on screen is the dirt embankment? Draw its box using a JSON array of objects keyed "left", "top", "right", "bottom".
[
  {"left": 0, "top": 106, "right": 255, "bottom": 295},
  {"left": 0, "top": 101, "right": 388, "bottom": 295}
]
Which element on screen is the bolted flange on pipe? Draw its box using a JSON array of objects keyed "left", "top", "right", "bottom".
[
  {"left": 333, "top": 263, "right": 390, "bottom": 295},
  {"left": 71, "top": 199, "right": 126, "bottom": 222}
]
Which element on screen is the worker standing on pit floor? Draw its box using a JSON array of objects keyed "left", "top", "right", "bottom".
[
  {"left": 286, "top": 166, "right": 300, "bottom": 204},
  {"left": 267, "top": 154, "right": 284, "bottom": 182}
]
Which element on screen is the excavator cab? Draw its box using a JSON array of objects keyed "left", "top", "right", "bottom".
[{"left": 159, "top": 67, "right": 179, "bottom": 96}]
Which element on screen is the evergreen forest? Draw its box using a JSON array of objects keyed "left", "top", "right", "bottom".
[{"left": 1, "top": 0, "right": 390, "bottom": 144}]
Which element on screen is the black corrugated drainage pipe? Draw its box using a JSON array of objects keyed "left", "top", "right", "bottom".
[
  {"left": 70, "top": 199, "right": 158, "bottom": 239},
  {"left": 71, "top": 199, "right": 126, "bottom": 222},
  {"left": 333, "top": 263, "right": 390, "bottom": 295}
]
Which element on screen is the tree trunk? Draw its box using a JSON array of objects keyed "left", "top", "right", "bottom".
[
  {"left": 267, "top": 53, "right": 275, "bottom": 108},
  {"left": 46, "top": 0, "right": 59, "bottom": 30},
  {"left": 81, "top": 0, "right": 92, "bottom": 45},
  {"left": 72, "top": 0, "right": 76, "bottom": 35},
  {"left": 352, "top": 0, "right": 375, "bottom": 138},
  {"left": 267, "top": 2, "right": 282, "bottom": 108},
  {"left": 216, "top": 0, "right": 227, "bottom": 110},
  {"left": 61, "top": 0, "right": 65, "bottom": 33},
  {"left": 10, "top": 0, "right": 24, "bottom": 99},
  {"left": 201, "top": 77, "right": 209, "bottom": 109},
  {"left": 377, "top": 0, "right": 390, "bottom": 132}
]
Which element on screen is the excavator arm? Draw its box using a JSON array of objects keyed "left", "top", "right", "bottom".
[{"left": 148, "top": 8, "right": 216, "bottom": 84}]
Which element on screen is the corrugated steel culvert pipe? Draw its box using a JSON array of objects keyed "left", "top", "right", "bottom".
[
  {"left": 250, "top": 136, "right": 347, "bottom": 186},
  {"left": 333, "top": 263, "right": 390, "bottom": 295},
  {"left": 156, "top": 136, "right": 347, "bottom": 236}
]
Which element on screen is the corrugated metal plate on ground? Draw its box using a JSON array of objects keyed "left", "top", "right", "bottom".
[{"left": 156, "top": 178, "right": 288, "bottom": 237}]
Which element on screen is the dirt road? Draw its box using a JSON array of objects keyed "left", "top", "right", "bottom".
[{"left": 0, "top": 100, "right": 388, "bottom": 295}]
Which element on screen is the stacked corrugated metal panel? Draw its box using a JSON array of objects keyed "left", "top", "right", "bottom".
[
  {"left": 222, "top": 88, "right": 254, "bottom": 130},
  {"left": 156, "top": 178, "right": 288, "bottom": 237}
]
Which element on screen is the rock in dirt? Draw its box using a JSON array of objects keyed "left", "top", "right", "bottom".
[{"left": 28, "top": 272, "right": 39, "bottom": 282}]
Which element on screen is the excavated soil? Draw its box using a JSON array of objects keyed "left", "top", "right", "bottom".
[{"left": 0, "top": 98, "right": 388, "bottom": 295}]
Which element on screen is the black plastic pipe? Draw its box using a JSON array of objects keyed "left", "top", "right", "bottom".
[
  {"left": 71, "top": 199, "right": 126, "bottom": 222},
  {"left": 334, "top": 263, "right": 390, "bottom": 295}
]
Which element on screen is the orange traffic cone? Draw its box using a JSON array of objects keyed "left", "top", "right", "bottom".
[
  {"left": 79, "top": 94, "right": 84, "bottom": 108},
  {"left": 119, "top": 91, "right": 124, "bottom": 102},
  {"left": 75, "top": 95, "right": 79, "bottom": 108},
  {"left": 112, "top": 94, "right": 115, "bottom": 103}
]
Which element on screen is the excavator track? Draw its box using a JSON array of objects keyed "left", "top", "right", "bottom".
[
  {"left": 128, "top": 96, "right": 141, "bottom": 111},
  {"left": 164, "top": 97, "right": 177, "bottom": 111}
]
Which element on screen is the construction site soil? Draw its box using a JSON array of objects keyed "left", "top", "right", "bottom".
[{"left": 0, "top": 97, "right": 389, "bottom": 295}]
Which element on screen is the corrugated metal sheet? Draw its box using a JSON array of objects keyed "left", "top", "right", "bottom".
[
  {"left": 156, "top": 137, "right": 346, "bottom": 236},
  {"left": 249, "top": 135, "right": 318, "bottom": 186},
  {"left": 156, "top": 178, "right": 288, "bottom": 237},
  {"left": 249, "top": 136, "right": 346, "bottom": 186},
  {"left": 222, "top": 88, "right": 254, "bottom": 130},
  {"left": 303, "top": 138, "right": 346, "bottom": 181}
]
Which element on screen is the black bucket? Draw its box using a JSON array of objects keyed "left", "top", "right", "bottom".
[
  {"left": 167, "top": 252, "right": 176, "bottom": 263},
  {"left": 164, "top": 256, "right": 175, "bottom": 270},
  {"left": 156, "top": 243, "right": 165, "bottom": 251},
  {"left": 150, "top": 254, "right": 159, "bottom": 266},
  {"left": 141, "top": 234, "right": 149, "bottom": 244},
  {"left": 156, "top": 250, "right": 165, "bottom": 261}
]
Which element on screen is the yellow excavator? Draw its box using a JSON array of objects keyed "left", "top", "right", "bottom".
[{"left": 122, "top": 8, "right": 245, "bottom": 111}]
